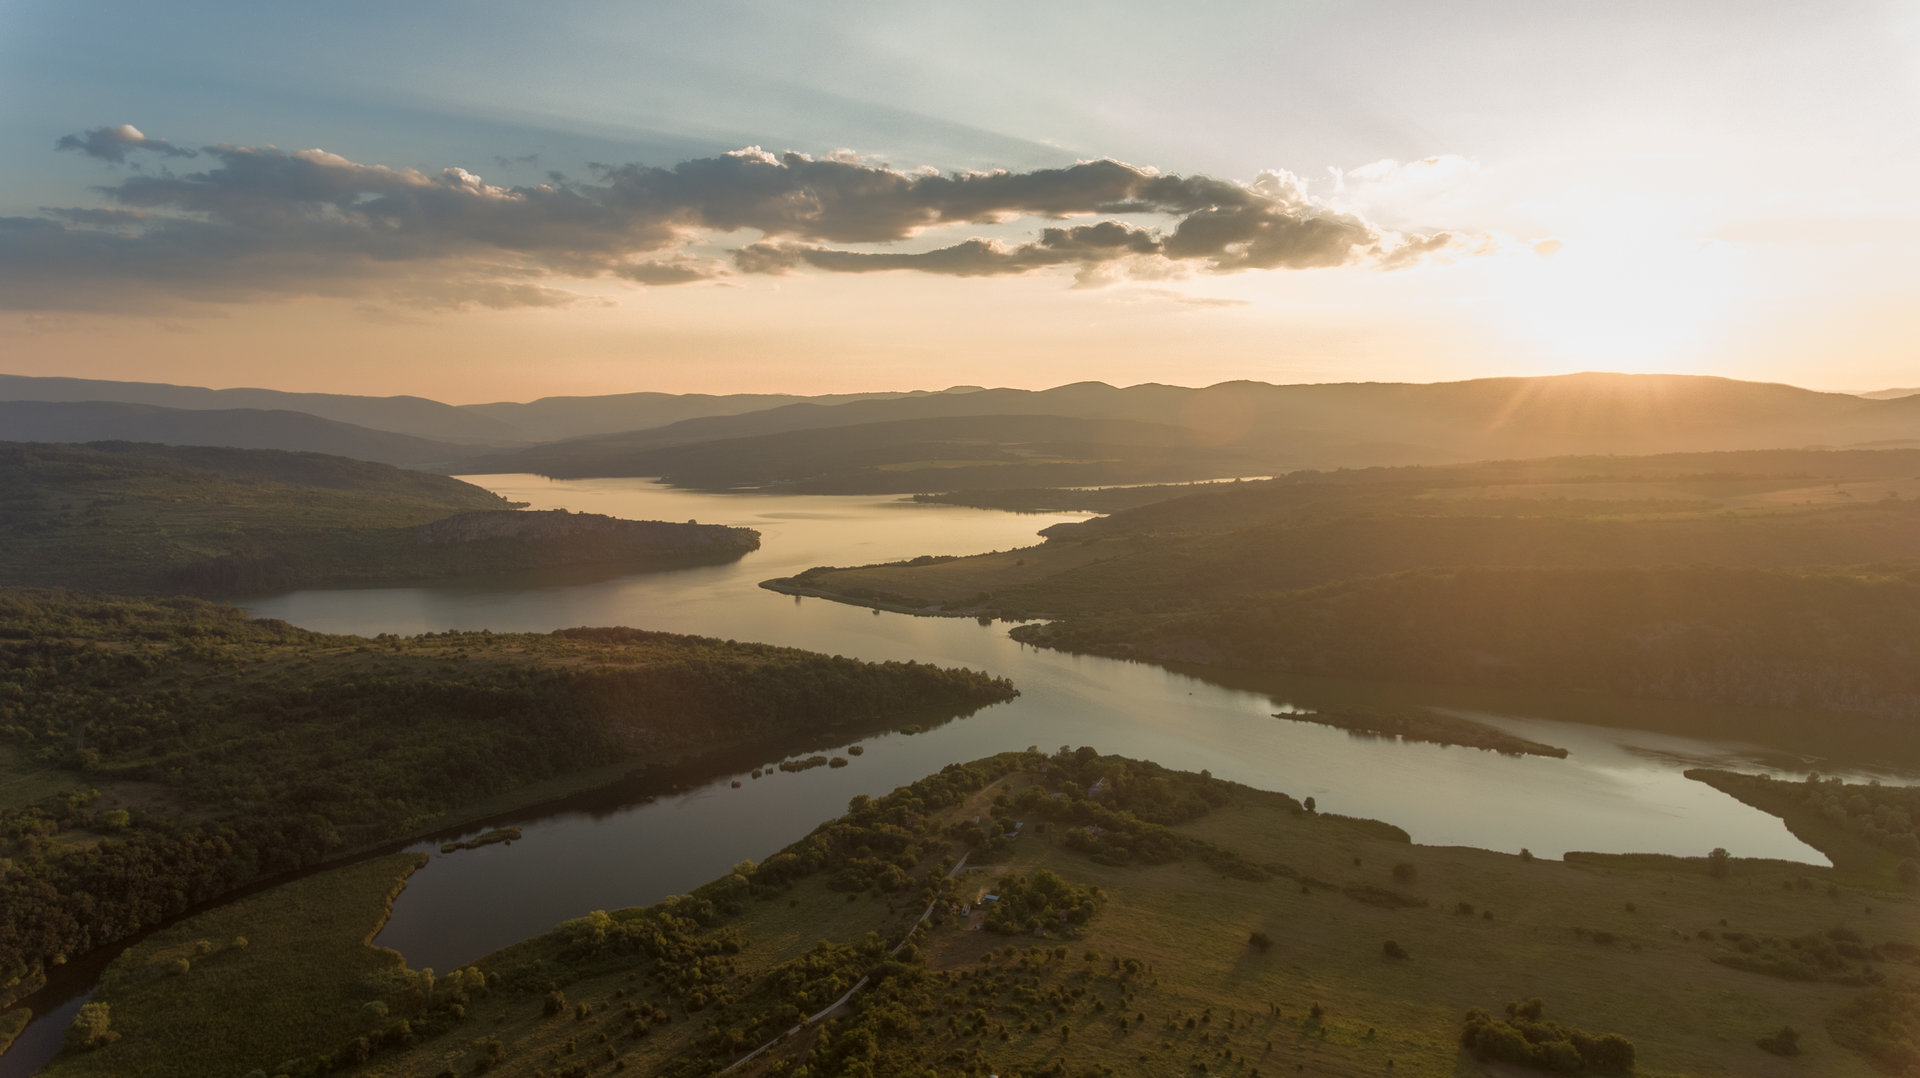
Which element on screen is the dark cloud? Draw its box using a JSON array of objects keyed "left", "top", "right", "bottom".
[
  {"left": 55, "top": 124, "right": 197, "bottom": 163},
  {"left": 5, "top": 131, "right": 1474, "bottom": 312}
]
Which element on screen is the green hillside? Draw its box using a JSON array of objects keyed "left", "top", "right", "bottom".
[
  {"left": 770, "top": 450, "right": 1920, "bottom": 728},
  {"left": 0, "top": 590, "right": 1015, "bottom": 1006},
  {"left": 0, "top": 442, "right": 758, "bottom": 595}
]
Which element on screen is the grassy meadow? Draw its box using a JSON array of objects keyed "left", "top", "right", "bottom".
[{"left": 39, "top": 853, "right": 429, "bottom": 1078}]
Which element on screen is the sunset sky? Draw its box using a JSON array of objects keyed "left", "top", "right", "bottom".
[{"left": 2, "top": 1, "right": 1916, "bottom": 401}]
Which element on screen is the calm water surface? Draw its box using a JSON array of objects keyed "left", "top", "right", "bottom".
[
  {"left": 0, "top": 476, "right": 1902, "bottom": 1074},
  {"left": 247, "top": 477, "right": 1901, "bottom": 970}
]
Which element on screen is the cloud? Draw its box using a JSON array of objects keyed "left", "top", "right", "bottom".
[
  {"left": 6, "top": 128, "right": 1479, "bottom": 313},
  {"left": 55, "top": 124, "right": 197, "bottom": 163}
]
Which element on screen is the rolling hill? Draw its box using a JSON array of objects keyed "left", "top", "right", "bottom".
[
  {"left": 0, "top": 401, "right": 468, "bottom": 468},
  {"left": 461, "top": 373, "right": 1920, "bottom": 486}
]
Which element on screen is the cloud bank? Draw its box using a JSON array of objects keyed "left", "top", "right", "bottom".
[{"left": 6, "top": 127, "right": 1476, "bottom": 311}]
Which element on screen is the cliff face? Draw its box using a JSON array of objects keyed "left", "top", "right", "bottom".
[{"left": 415, "top": 509, "right": 758, "bottom": 549}]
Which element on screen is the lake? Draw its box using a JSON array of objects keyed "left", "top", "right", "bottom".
[
  {"left": 2, "top": 475, "right": 1907, "bottom": 1074},
  {"left": 250, "top": 477, "right": 1898, "bottom": 971}
]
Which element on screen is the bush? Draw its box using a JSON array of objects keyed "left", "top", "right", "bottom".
[
  {"left": 1707, "top": 847, "right": 1731, "bottom": 878},
  {"left": 1248, "top": 931, "right": 1273, "bottom": 953},
  {"left": 1461, "top": 1000, "right": 1635, "bottom": 1074},
  {"left": 1757, "top": 1026, "right": 1801, "bottom": 1056},
  {"left": 544, "top": 989, "right": 567, "bottom": 1017},
  {"left": 1391, "top": 862, "right": 1417, "bottom": 884},
  {"left": 1382, "top": 940, "right": 1408, "bottom": 960},
  {"left": 64, "top": 1002, "right": 114, "bottom": 1050}
]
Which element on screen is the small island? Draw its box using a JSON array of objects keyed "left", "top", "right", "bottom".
[
  {"left": 1280, "top": 708, "right": 1569, "bottom": 758},
  {"left": 440, "top": 827, "right": 523, "bottom": 854}
]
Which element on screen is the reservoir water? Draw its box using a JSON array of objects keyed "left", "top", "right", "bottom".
[
  {"left": 4, "top": 475, "right": 1911, "bottom": 1073},
  {"left": 246, "top": 477, "right": 1903, "bottom": 970}
]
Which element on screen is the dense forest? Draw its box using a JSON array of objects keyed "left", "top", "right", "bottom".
[
  {"left": 0, "top": 590, "right": 1015, "bottom": 1003},
  {"left": 775, "top": 449, "right": 1920, "bottom": 726},
  {"left": 0, "top": 442, "right": 759, "bottom": 595}
]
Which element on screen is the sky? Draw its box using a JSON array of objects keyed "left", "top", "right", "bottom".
[{"left": 1, "top": 0, "right": 1917, "bottom": 402}]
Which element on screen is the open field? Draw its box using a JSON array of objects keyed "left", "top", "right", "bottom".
[{"left": 40, "top": 854, "right": 428, "bottom": 1078}]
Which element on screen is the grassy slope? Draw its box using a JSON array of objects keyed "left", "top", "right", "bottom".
[
  {"left": 87, "top": 752, "right": 1911, "bottom": 1078},
  {"left": 39, "top": 853, "right": 428, "bottom": 1078},
  {"left": 770, "top": 451, "right": 1920, "bottom": 728},
  {"left": 0, "top": 442, "right": 757, "bottom": 596},
  {"left": 0, "top": 1007, "right": 25, "bottom": 1056}
]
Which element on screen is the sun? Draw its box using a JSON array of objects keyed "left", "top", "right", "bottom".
[{"left": 1499, "top": 232, "right": 1747, "bottom": 373}]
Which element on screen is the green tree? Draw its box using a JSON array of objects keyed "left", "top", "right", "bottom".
[{"left": 64, "top": 1002, "right": 112, "bottom": 1050}]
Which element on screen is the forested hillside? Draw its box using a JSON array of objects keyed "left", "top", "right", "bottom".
[{"left": 0, "top": 591, "right": 1016, "bottom": 1004}]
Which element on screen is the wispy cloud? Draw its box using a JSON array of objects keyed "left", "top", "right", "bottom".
[
  {"left": 55, "top": 124, "right": 198, "bottom": 163},
  {"left": 7, "top": 128, "right": 1479, "bottom": 312}
]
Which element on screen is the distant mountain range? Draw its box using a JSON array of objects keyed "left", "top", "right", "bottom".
[
  {"left": 4, "top": 371, "right": 1920, "bottom": 490},
  {"left": 458, "top": 373, "right": 1920, "bottom": 490},
  {"left": 0, "top": 374, "right": 967, "bottom": 444}
]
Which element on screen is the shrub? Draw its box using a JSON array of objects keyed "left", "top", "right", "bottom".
[
  {"left": 170, "top": 957, "right": 191, "bottom": 975},
  {"left": 63, "top": 1002, "right": 114, "bottom": 1050},
  {"left": 1248, "top": 931, "right": 1273, "bottom": 953},
  {"left": 1756, "top": 1026, "right": 1801, "bottom": 1056},
  {"left": 545, "top": 989, "right": 567, "bottom": 1017},
  {"left": 1707, "top": 847, "right": 1731, "bottom": 878},
  {"left": 1382, "top": 940, "right": 1409, "bottom": 960},
  {"left": 1391, "top": 862, "right": 1417, "bottom": 884},
  {"left": 1461, "top": 1000, "right": 1635, "bottom": 1075}
]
